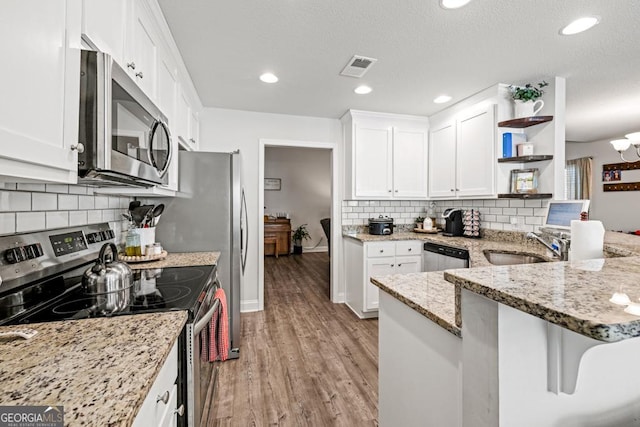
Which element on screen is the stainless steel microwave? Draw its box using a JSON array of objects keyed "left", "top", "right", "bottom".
[{"left": 77, "top": 50, "right": 172, "bottom": 187}]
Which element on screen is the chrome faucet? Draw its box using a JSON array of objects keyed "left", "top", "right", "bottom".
[{"left": 526, "top": 231, "right": 571, "bottom": 261}]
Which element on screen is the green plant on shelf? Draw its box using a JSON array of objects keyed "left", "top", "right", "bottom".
[{"left": 508, "top": 81, "right": 548, "bottom": 101}]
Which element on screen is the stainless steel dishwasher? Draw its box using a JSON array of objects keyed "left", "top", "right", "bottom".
[{"left": 422, "top": 242, "right": 470, "bottom": 271}]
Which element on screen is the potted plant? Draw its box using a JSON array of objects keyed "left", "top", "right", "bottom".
[
  {"left": 415, "top": 216, "right": 425, "bottom": 229},
  {"left": 291, "top": 224, "right": 311, "bottom": 255},
  {"left": 508, "top": 81, "right": 548, "bottom": 118}
]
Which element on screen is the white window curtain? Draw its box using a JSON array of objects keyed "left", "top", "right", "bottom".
[{"left": 565, "top": 157, "right": 593, "bottom": 200}]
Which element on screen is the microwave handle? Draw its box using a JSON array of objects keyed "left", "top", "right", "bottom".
[{"left": 148, "top": 119, "right": 173, "bottom": 177}]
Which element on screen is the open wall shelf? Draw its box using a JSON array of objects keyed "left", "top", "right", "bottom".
[
  {"left": 498, "top": 155, "right": 554, "bottom": 163},
  {"left": 498, "top": 193, "right": 553, "bottom": 199},
  {"left": 498, "top": 116, "right": 554, "bottom": 128}
]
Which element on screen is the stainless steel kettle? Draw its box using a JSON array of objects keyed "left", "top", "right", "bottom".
[{"left": 83, "top": 243, "right": 133, "bottom": 295}]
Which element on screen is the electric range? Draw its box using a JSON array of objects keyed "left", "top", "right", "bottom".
[{"left": 0, "top": 224, "right": 220, "bottom": 427}]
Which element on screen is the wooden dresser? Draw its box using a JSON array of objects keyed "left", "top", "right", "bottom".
[{"left": 264, "top": 218, "right": 291, "bottom": 256}]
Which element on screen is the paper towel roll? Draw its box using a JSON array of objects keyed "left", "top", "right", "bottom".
[{"left": 569, "top": 220, "right": 605, "bottom": 261}]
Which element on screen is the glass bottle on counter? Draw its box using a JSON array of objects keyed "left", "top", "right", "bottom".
[{"left": 125, "top": 229, "right": 142, "bottom": 256}]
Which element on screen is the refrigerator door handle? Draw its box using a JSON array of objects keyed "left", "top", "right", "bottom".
[{"left": 240, "top": 188, "right": 248, "bottom": 274}]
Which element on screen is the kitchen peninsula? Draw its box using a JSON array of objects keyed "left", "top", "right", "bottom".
[{"left": 366, "top": 230, "right": 640, "bottom": 427}]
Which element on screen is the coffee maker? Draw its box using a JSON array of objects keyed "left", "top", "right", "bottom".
[{"left": 442, "top": 208, "right": 464, "bottom": 237}]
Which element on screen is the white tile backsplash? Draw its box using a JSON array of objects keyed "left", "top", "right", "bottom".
[
  {"left": 46, "top": 211, "right": 69, "bottom": 229},
  {"left": 32, "top": 193, "right": 58, "bottom": 211},
  {"left": 17, "top": 183, "right": 46, "bottom": 192},
  {"left": 46, "top": 184, "right": 68, "bottom": 194},
  {"left": 342, "top": 198, "right": 550, "bottom": 230},
  {"left": 16, "top": 212, "right": 46, "bottom": 232},
  {"left": 78, "top": 195, "right": 95, "bottom": 210},
  {"left": 0, "top": 213, "right": 16, "bottom": 234},
  {"left": 0, "top": 191, "right": 31, "bottom": 212},
  {"left": 0, "top": 184, "right": 133, "bottom": 236},
  {"left": 69, "top": 210, "right": 88, "bottom": 226},
  {"left": 58, "top": 194, "right": 79, "bottom": 210}
]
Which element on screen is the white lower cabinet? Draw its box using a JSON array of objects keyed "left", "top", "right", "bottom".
[
  {"left": 133, "top": 341, "right": 179, "bottom": 427},
  {"left": 345, "top": 239, "right": 422, "bottom": 318}
]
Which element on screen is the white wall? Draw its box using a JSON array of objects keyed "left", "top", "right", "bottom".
[
  {"left": 265, "top": 146, "right": 331, "bottom": 251},
  {"left": 567, "top": 139, "right": 640, "bottom": 231},
  {"left": 199, "top": 108, "right": 341, "bottom": 311}
]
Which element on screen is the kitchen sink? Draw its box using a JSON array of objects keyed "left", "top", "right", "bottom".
[{"left": 483, "top": 250, "right": 548, "bottom": 266}]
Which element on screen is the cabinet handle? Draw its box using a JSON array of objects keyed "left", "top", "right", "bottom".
[
  {"left": 408, "top": 248, "right": 412, "bottom": 252},
  {"left": 388, "top": 190, "right": 392, "bottom": 193},
  {"left": 394, "top": 190, "right": 398, "bottom": 192},
  {"left": 135, "top": 71, "right": 144, "bottom": 79},
  {"left": 156, "top": 390, "right": 170, "bottom": 404},
  {"left": 189, "top": 138, "right": 196, "bottom": 143},
  {"left": 127, "top": 62, "right": 136, "bottom": 70},
  {"left": 391, "top": 264, "right": 394, "bottom": 267},
  {"left": 450, "top": 189, "right": 454, "bottom": 192},
  {"left": 70, "top": 143, "right": 85, "bottom": 153},
  {"left": 398, "top": 264, "right": 402, "bottom": 267},
  {"left": 379, "top": 250, "right": 384, "bottom": 253},
  {"left": 456, "top": 188, "right": 460, "bottom": 191},
  {"left": 174, "top": 404, "right": 185, "bottom": 417}
]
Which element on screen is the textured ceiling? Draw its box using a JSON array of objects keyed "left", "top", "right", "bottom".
[{"left": 158, "top": 0, "right": 640, "bottom": 142}]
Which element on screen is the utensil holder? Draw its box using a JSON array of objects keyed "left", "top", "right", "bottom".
[{"left": 133, "top": 227, "right": 156, "bottom": 254}]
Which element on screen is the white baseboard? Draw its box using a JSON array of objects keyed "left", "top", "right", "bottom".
[{"left": 240, "top": 299, "right": 261, "bottom": 313}]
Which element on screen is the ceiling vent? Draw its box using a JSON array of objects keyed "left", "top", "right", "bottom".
[{"left": 340, "top": 55, "right": 378, "bottom": 78}]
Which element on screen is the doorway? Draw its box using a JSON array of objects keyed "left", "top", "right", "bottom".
[{"left": 258, "top": 139, "right": 341, "bottom": 309}]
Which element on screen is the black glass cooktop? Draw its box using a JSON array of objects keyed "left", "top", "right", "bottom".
[{"left": 0, "top": 265, "right": 216, "bottom": 325}]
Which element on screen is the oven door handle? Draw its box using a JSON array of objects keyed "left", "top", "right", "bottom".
[{"left": 194, "top": 298, "right": 220, "bottom": 335}]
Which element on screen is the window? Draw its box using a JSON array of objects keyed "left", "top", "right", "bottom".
[{"left": 565, "top": 157, "right": 593, "bottom": 200}]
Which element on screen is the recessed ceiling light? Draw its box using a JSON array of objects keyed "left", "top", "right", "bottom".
[
  {"left": 354, "top": 85, "right": 372, "bottom": 95},
  {"left": 440, "top": 0, "right": 472, "bottom": 9},
  {"left": 560, "top": 16, "right": 600, "bottom": 35},
  {"left": 433, "top": 95, "right": 452, "bottom": 104},
  {"left": 259, "top": 73, "right": 278, "bottom": 83}
]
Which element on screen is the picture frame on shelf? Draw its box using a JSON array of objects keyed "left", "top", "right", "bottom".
[
  {"left": 510, "top": 168, "right": 539, "bottom": 194},
  {"left": 264, "top": 178, "right": 281, "bottom": 191}
]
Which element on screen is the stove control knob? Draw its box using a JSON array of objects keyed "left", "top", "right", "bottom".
[
  {"left": 86, "top": 233, "right": 96, "bottom": 244},
  {"left": 4, "top": 247, "right": 26, "bottom": 264},
  {"left": 107, "top": 229, "right": 115, "bottom": 239},
  {"left": 100, "top": 231, "right": 109, "bottom": 241},
  {"left": 25, "top": 243, "right": 44, "bottom": 259}
]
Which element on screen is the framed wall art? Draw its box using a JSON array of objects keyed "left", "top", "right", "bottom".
[
  {"left": 264, "top": 178, "right": 281, "bottom": 191},
  {"left": 510, "top": 168, "right": 539, "bottom": 194}
]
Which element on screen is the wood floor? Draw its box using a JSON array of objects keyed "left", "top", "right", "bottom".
[{"left": 206, "top": 252, "right": 379, "bottom": 426}]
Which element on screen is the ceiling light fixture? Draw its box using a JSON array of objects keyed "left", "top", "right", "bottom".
[
  {"left": 610, "top": 132, "right": 640, "bottom": 163},
  {"left": 354, "top": 85, "right": 372, "bottom": 95},
  {"left": 440, "top": 0, "right": 472, "bottom": 9},
  {"left": 560, "top": 16, "right": 600, "bottom": 35},
  {"left": 433, "top": 95, "right": 452, "bottom": 104},
  {"left": 259, "top": 73, "right": 278, "bottom": 83}
]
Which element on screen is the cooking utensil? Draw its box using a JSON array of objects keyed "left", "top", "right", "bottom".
[
  {"left": 128, "top": 200, "right": 141, "bottom": 212},
  {"left": 150, "top": 203, "right": 165, "bottom": 226},
  {"left": 131, "top": 205, "right": 154, "bottom": 227}
]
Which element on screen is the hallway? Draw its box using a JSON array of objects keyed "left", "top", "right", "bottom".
[{"left": 207, "top": 253, "right": 379, "bottom": 426}]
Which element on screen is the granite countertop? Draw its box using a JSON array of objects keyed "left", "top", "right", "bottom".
[
  {"left": 0, "top": 311, "right": 187, "bottom": 426},
  {"left": 363, "top": 230, "right": 640, "bottom": 340},
  {"left": 371, "top": 272, "right": 460, "bottom": 337},
  {"left": 126, "top": 251, "right": 221, "bottom": 269},
  {"left": 445, "top": 257, "right": 640, "bottom": 342}
]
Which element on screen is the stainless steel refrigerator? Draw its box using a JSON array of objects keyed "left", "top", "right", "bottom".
[{"left": 156, "top": 151, "right": 246, "bottom": 360}]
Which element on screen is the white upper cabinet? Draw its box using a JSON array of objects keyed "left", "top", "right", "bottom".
[
  {"left": 343, "top": 110, "right": 429, "bottom": 200},
  {"left": 189, "top": 109, "right": 200, "bottom": 150},
  {"left": 428, "top": 122, "right": 457, "bottom": 198},
  {"left": 175, "top": 85, "right": 200, "bottom": 151},
  {"left": 127, "top": 1, "right": 158, "bottom": 100},
  {"left": 0, "top": 0, "right": 81, "bottom": 184},
  {"left": 428, "top": 104, "right": 496, "bottom": 198},
  {"left": 392, "top": 127, "right": 428, "bottom": 198},
  {"left": 456, "top": 106, "right": 496, "bottom": 197},
  {"left": 354, "top": 125, "right": 393, "bottom": 198},
  {"left": 81, "top": 0, "right": 127, "bottom": 65}
]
